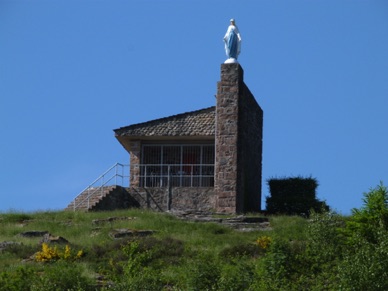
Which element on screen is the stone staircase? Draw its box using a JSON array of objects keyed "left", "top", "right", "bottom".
[{"left": 65, "top": 186, "right": 117, "bottom": 211}]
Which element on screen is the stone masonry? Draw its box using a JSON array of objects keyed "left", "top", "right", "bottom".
[
  {"left": 109, "top": 62, "right": 263, "bottom": 214},
  {"left": 128, "top": 140, "right": 141, "bottom": 187},
  {"left": 215, "top": 63, "right": 263, "bottom": 213},
  {"left": 127, "top": 187, "right": 216, "bottom": 212},
  {"left": 68, "top": 63, "right": 263, "bottom": 213}
]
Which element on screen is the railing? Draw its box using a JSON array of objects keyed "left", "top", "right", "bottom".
[
  {"left": 71, "top": 163, "right": 129, "bottom": 211},
  {"left": 70, "top": 163, "right": 214, "bottom": 211},
  {"left": 136, "top": 164, "right": 214, "bottom": 188}
]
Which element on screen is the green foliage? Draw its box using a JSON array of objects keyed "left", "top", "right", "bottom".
[
  {"left": 114, "top": 241, "right": 164, "bottom": 291},
  {"left": 306, "top": 210, "right": 345, "bottom": 265},
  {"left": 338, "top": 229, "right": 388, "bottom": 291},
  {"left": 0, "top": 267, "right": 35, "bottom": 291},
  {"left": 266, "top": 176, "right": 329, "bottom": 217},
  {"left": 252, "top": 238, "right": 294, "bottom": 290},
  {"left": 337, "top": 183, "right": 388, "bottom": 290},
  {"left": 137, "top": 236, "right": 185, "bottom": 267},
  {"left": 189, "top": 253, "right": 221, "bottom": 291},
  {"left": 253, "top": 211, "right": 346, "bottom": 290},
  {"left": 218, "top": 259, "right": 255, "bottom": 291},
  {"left": 346, "top": 182, "right": 388, "bottom": 244},
  {"left": 266, "top": 177, "right": 328, "bottom": 217},
  {"left": 30, "top": 262, "right": 94, "bottom": 291},
  {"left": 302, "top": 210, "right": 345, "bottom": 289},
  {"left": 0, "top": 213, "right": 33, "bottom": 223},
  {"left": 219, "top": 242, "right": 262, "bottom": 260},
  {"left": 269, "top": 215, "right": 308, "bottom": 241},
  {"left": 2, "top": 243, "right": 38, "bottom": 259},
  {"left": 0, "top": 264, "right": 93, "bottom": 291},
  {"left": 0, "top": 188, "right": 386, "bottom": 291},
  {"left": 121, "top": 241, "right": 152, "bottom": 276}
]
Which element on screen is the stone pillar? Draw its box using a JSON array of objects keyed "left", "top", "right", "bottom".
[
  {"left": 129, "top": 140, "right": 141, "bottom": 187},
  {"left": 215, "top": 64, "right": 242, "bottom": 213},
  {"left": 215, "top": 63, "right": 263, "bottom": 213}
]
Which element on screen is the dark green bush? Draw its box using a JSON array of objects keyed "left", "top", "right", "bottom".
[{"left": 266, "top": 176, "right": 329, "bottom": 216}]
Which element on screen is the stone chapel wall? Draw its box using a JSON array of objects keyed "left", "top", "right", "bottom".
[{"left": 215, "top": 63, "right": 263, "bottom": 213}]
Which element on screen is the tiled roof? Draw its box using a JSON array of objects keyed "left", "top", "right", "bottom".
[{"left": 114, "top": 106, "right": 215, "bottom": 138}]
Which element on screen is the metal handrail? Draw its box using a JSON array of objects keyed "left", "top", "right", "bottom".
[
  {"left": 71, "top": 163, "right": 129, "bottom": 211},
  {"left": 70, "top": 162, "right": 214, "bottom": 210}
]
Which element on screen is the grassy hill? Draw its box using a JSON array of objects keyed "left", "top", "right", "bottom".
[
  {"left": 0, "top": 210, "right": 296, "bottom": 290},
  {"left": 1, "top": 183, "right": 387, "bottom": 290}
]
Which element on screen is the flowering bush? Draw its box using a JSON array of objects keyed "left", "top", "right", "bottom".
[
  {"left": 256, "top": 236, "right": 272, "bottom": 249},
  {"left": 35, "top": 243, "right": 83, "bottom": 263}
]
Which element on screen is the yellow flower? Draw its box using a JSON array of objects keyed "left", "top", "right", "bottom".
[
  {"left": 75, "top": 250, "right": 83, "bottom": 259},
  {"left": 35, "top": 243, "right": 83, "bottom": 262},
  {"left": 256, "top": 236, "right": 272, "bottom": 249},
  {"left": 63, "top": 245, "right": 71, "bottom": 259},
  {"left": 35, "top": 243, "right": 60, "bottom": 262}
]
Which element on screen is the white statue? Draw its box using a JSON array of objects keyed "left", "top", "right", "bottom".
[{"left": 223, "top": 19, "right": 242, "bottom": 63}]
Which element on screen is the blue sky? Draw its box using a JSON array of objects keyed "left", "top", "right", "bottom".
[{"left": 1, "top": 0, "right": 387, "bottom": 214}]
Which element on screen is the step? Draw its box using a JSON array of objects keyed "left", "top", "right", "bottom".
[{"left": 65, "top": 186, "right": 117, "bottom": 211}]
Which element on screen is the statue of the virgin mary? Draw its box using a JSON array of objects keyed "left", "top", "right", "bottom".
[{"left": 223, "top": 19, "right": 242, "bottom": 63}]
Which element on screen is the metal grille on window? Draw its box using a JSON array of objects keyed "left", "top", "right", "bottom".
[{"left": 139, "top": 144, "right": 214, "bottom": 187}]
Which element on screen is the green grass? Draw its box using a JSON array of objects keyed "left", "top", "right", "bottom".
[
  {"left": 2, "top": 185, "right": 386, "bottom": 290},
  {"left": 0, "top": 209, "right": 315, "bottom": 290},
  {"left": 1, "top": 212, "right": 268, "bottom": 259}
]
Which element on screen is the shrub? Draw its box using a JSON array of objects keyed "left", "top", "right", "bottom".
[
  {"left": 0, "top": 267, "right": 35, "bottom": 291},
  {"left": 30, "top": 262, "right": 94, "bottom": 291},
  {"left": 252, "top": 239, "right": 293, "bottom": 290},
  {"left": 189, "top": 253, "right": 221, "bottom": 291},
  {"left": 35, "top": 243, "right": 61, "bottom": 262},
  {"left": 345, "top": 182, "right": 388, "bottom": 244},
  {"left": 0, "top": 264, "right": 93, "bottom": 291},
  {"left": 338, "top": 183, "right": 388, "bottom": 290},
  {"left": 251, "top": 235, "right": 336, "bottom": 290},
  {"left": 266, "top": 176, "right": 329, "bottom": 217},
  {"left": 306, "top": 210, "right": 345, "bottom": 266},
  {"left": 338, "top": 229, "right": 388, "bottom": 290},
  {"left": 218, "top": 259, "right": 255, "bottom": 291},
  {"left": 256, "top": 235, "right": 272, "bottom": 250},
  {"left": 114, "top": 241, "right": 164, "bottom": 291},
  {"left": 35, "top": 243, "right": 83, "bottom": 263},
  {"left": 300, "top": 210, "right": 345, "bottom": 289}
]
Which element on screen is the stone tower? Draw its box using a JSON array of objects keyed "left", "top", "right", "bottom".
[{"left": 215, "top": 63, "right": 263, "bottom": 213}]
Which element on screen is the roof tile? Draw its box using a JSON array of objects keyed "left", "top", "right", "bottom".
[{"left": 114, "top": 106, "right": 215, "bottom": 137}]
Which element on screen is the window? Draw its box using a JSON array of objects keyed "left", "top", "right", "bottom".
[{"left": 139, "top": 144, "right": 214, "bottom": 187}]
